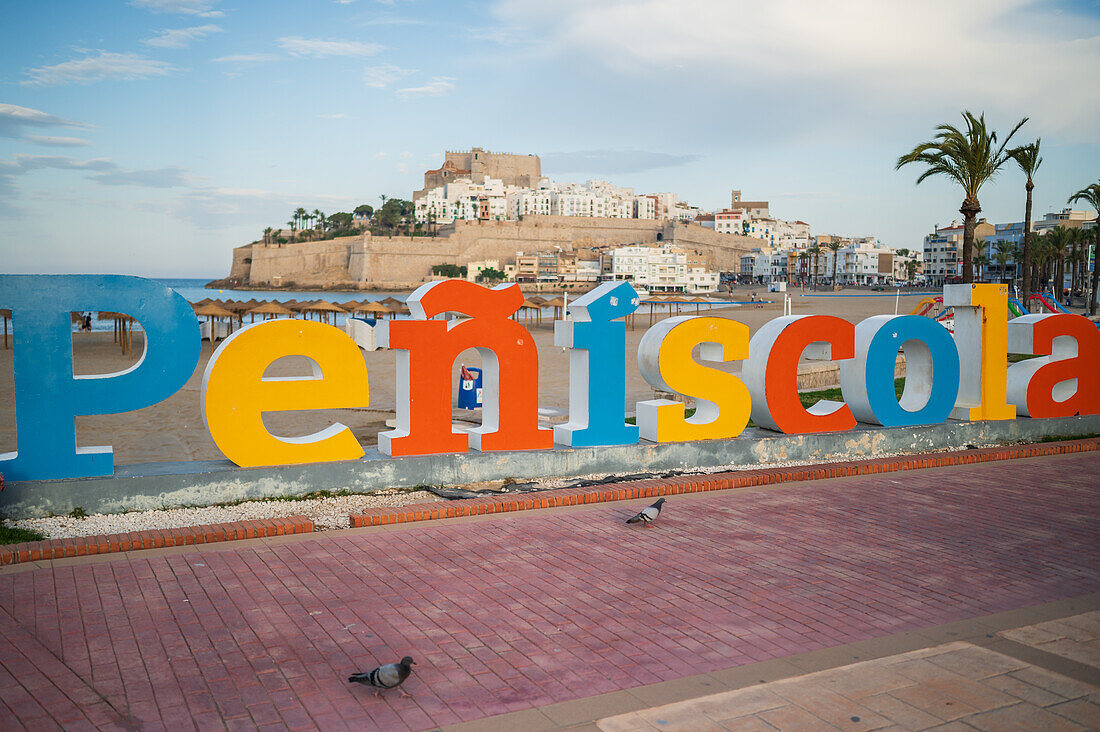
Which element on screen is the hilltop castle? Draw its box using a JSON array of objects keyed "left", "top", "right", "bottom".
[{"left": 414, "top": 147, "right": 541, "bottom": 200}]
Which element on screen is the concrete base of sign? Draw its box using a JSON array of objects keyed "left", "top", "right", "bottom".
[{"left": 2, "top": 415, "right": 1098, "bottom": 518}]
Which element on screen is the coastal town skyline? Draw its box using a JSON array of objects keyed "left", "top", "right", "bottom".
[{"left": 2, "top": 0, "right": 1099, "bottom": 277}]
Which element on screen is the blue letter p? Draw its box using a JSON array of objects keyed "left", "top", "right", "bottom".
[{"left": 0, "top": 275, "right": 199, "bottom": 480}]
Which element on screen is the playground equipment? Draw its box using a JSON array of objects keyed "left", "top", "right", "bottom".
[
  {"left": 909, "top": 296, "right": 942, "bottom": 317},
  {"left": 1028, "top": 293, "right": 1071, "bottom": 314},
  {"left": 1008, "top": 297, "right": 1027, "bottom": 318},
  {"left": 934, "top": 306, "right": 954, "bottom": 333}
]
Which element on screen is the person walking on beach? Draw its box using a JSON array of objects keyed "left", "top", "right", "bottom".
[{"left": 82, "top": 313, "right": 92, "bottom": 332}]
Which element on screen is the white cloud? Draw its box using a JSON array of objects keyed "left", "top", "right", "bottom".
[
  {"left": 395, "top": 76, "right": 455, "bottom": 97},
  {"left": 89, "top": 166, "right": 192, "bottom": 188},
  {"left": 0, "top": 103, "right": 92, "bottom": 139},
  {"left": 493, "top": 0, "right": 1100, "bottom": 140},
  {"left": 363, "top": 63, "right": 416, "bottom": 88},
  {"left": 169, "top": 187, "right": 355, "bottom": 230},
  {"left": 22, "top": 52, "right": 176, "bottom": 87},
  {"left": 399, "top": 150, "right": 412, "bottom": 159},
  {"left": 26, "top": 135, "right": 93, "bottom": 147},
  {"left": 278, "top": 37, "right": 384, "bottom": 58},
  {"left": 0, "top": 155, "right": 116, "bottom": 173},
  {"left": 212, "top": 53, "right": 278, "bottom": 63},
  {"left": 316, "top": 113, "right": 351, "bottom": 119},
  {"left": 142, "top": 24, "right": 224, "bottom": 48},
  {"left": 0, "top": 154, "right": 193, "bottom": 213},
  {"left": 395, "top": 163, "right": 409, "bottom": 173},
  {"left": 374, "top": 151, "right": 388, "bottom": 159},
  {"left": 129, "top": 0, "right": 223, "bottom": 17}
]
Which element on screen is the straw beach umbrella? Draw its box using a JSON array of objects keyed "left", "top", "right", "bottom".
[
  {"left": 302, "top": 300, "right": 346, "bottom": 325},
  {"left": 246, "top": 301, "right": 294, "bottom": 321},
  {"left": 193, "top": 302, "right": 236, "bottom": 344},
  {"left": 357, "top": 301, "right": 393, "bottom": 320},
  {"left": 518, "top": 299, "right": 545, "bottom": 326},
  {"left": 544, "top": 296, "right": 566, "bottom": 321}
]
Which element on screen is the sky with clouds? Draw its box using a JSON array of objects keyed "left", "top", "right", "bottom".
[{"left": 2, "top": 0, "right": 1098, "bottom": 277}]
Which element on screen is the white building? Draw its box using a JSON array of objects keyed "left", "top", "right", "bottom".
[
  {"left": 824, "top": 238, "right": 896, "bottom": 285},
  {"left": 414, "top": 177, "right": 508, "bottom": 223},
  {"left": 633, "top": 196, "right": 656, "bottom": 219},
  {"left": 605, "top": 245, "right": 718, "bottom": 293},
  {"left": 715, "top": 210, "right": 747, "bottom": 236}
]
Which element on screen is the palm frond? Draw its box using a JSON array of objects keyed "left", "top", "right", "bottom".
[{"left": 1067, "top": 182, "right": 1100, "bottom": 210}]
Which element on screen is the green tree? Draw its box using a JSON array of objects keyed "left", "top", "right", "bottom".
[
  {"left": 431, "top": 263, "right": 467, "bottom": 278},
  {"left": 827, "top": 240, "right": 843, "bottom": 286},
  {"left": 1045, "top": 227, "right": 1073, "bottom": 297},
  {"left": 807, "top": 244, "right": 823, "bottom": 290},
  {"left": 994, "top": 240, "right": 1013, "bottom": 284},
  {"left": 1067, "top": 181, "right": 1100, "bottom": 314},
  {"left": 1070, "top": 227, "right": 1089, "bottom": 294},
  {"left": 476, "top": 267, "right": 507, "bottom": 284},
  {"left": 905, "top": 258, "right": 918, "bottom": 282},
  {"left": 294, "top": 207, "right": 307, "bottom": 231},
  {"left": 972, "top": 238, "right": 989, "bottom": 282},
  {"left": 328, "top": 212, "right": 354, "bottom": 230},
  {"left": 312, "top": 208, "right": 325, "bottom": 232},
  {"left": 896, "top": 111, "right": 1028, "bottom": 283},
  {"left": 1010, "top": 140, "right": 1042, "bottom": 302}
]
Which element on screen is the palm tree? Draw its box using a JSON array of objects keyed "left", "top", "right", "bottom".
[
  {"left": 975, "top": 254, "right": 991, "bottom": 284},
  {"left": 798, "top": 251, "right": 809, "bottom": 285},
  {"left": 905, "top": 258, "right": 919, "bottom": 283},
  {"left": 993, "top": 240, "right": 1013, "bottom": 284},
  {"left": 312, "top": 209, "right": 325, "bottom": 233},
  {"left": 294, "top": 207, "right": 307, "bottom": 231},
  {"left": 1044, "top": 227, "right": 1072, "bottom": 299},
  {"left": 827, "top": 240, "right": 843, "bottom": 287},
  {"left": 1068, "top": 182, "right": 1100, "bottom": 314},
  {"left": 286, "top": 219, "right": 297, "bottom": 233},
  {"left": 897, "top": 111, "right": 1028, "bottom": 283},
  {"left": 1030, "top": 232, "right": 1053, "bottom": 294},
  {"left": 1072, "top": 227, "right": 1090, "bottom": 295},
  {"left": 972, "top": 238, "right": 989, "bottom": 282},
  {"left": 808, "top": 244, "right": 823, "bottom": 290},
  {"left": 262, "top": 226, "right": 273, "bottom": 246},
  {"left": 1011, "top": 140, "right": 1042, "bottom": 303}
]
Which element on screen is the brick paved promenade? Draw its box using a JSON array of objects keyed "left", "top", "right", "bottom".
[{"left": 1, "top": 452, "right": 1098, "bottom": 730}]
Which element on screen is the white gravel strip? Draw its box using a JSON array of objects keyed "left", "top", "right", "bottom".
[
  {"left": 5, "top": 490, "right": 441, "bottom": 540},
  {"left": 4, "top": 442, "right": 998, "bottom": 542}
]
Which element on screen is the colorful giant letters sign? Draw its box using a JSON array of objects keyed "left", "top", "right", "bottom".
[{"left": 1, "top": 275, "right": 1098, "bottom": 481}]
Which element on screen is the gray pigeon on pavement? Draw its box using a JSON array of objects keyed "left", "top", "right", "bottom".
[
  {"left": 626, "top": 498, "right": 666, "bottom": 527},
  {"left": 349, "top": 656, "right": 415, "bottom": 697}
]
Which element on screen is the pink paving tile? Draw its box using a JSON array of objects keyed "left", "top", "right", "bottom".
[{"left": 1, "top": 453, "right": 1099, "bottom": 729}]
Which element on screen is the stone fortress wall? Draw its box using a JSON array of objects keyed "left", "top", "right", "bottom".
[
  {"left": 414, "top": 147, "right": 542, "bottom": 200},
  {"left": 227, "top": 216, "right": 759, "bottom": 290}
]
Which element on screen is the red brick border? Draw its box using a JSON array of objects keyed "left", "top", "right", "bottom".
[
  {"left": 347, "top": 437, "right": 1100, "bottom": 528},
  {"left": 2, "top": 438, "right": 1096, "bottom": 568},
  {"left": 0, "top": 515, "right": 313, "bottom": 567}
]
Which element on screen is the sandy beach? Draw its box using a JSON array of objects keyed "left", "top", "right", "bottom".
[{"left": 0, "top": 287, "right": 1016, "bottom": 467}]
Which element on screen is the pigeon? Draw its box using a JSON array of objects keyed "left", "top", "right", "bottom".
[
  {"left": 349, "top": 656, "right": 415, "bottom": 697},
  {"left": 626, "top": 498, "right": 666, "bottom": 527}
]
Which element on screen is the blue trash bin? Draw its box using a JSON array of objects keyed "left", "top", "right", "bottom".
[{"left": 457, "top": 367, "right": 483, "bottom": 409}]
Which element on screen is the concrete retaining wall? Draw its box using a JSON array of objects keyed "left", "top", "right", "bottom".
[
  {"left": 232, "top": 217, "right": 760, "bottom": 289},
  {"left": 2, "top": 415, "right": 1097, "bottom": 519}
]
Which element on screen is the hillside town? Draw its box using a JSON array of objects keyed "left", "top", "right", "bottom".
[{"left": 230, "top": 147, "right": 1095, "bottom": 296}]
